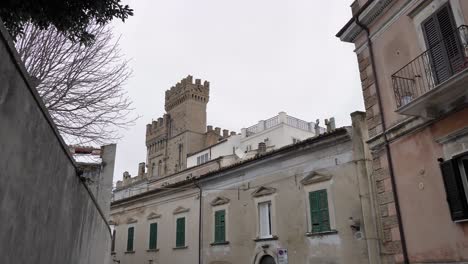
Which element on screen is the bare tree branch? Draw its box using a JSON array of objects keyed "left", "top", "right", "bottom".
[{"left": 15, "top": 23, "right": 137, "bottom": 145}]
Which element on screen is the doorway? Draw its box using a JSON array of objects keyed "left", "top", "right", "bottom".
[{"left": 259, "top": 255, "right": 275, "bottom": 264}]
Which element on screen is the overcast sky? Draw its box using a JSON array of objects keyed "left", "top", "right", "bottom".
[{"left": 111, "top": 0, "right": 360, "bottom": 182}]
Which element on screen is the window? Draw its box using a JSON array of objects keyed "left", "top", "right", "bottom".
[
  {"left": 196, "top": 153, "right": 210, "bottom": 165},
  {"left": 148, "top": 223, "right": 158, "bottom": 250},
  {"left": 309, "top": 189, "right": 330, "bottom": 233},
  {"left": 292, "top": 138, "right": 301, "bottom": 144},
  {"left": 258, "top": 202, "right": 272, "bottom": 238},
  {"left": 422, "top": 3, "right": 461, "bottom": 85},
  {"left": 246, "top": 145, "right": 252, "bottom": 152},
  {"left": 176, "top": 217, "right": 186, "bottom": 247},
  {"left": 151, "top": 162, "right": 156, "bottom": 177},
  {"left": 214, "top": 210, "right": 226, "bottom": 243},
  {"left": 127, "top": 226, "right": 134, "bottom": 252},
  {"left": 111, "top": 229, "right": 116, "bottom": 252},
  {"left": 440, "top": 153, "right": 468, "bottom": 221}
]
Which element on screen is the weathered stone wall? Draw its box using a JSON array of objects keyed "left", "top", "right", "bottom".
[
  {"left": 0, "top": 21, "right": 111, "bottom": 264},
  {"left": 356, "top": 45, "right": 403, "bottom": 264}
]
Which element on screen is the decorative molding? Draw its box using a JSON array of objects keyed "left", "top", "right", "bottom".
[
  {"left": 126, "top": 217, "right": 138, "bottom": 224},
  {"left": 210, "top": 196, "right": 230, "bottom": 206},
  {"left": 147, "top": 212, "right": 162, "bottom": 220},
  {"left": 108, "top": 219, "right": 118, "bottom": 226},
  {"left": 300, "top": 171, "right": 332, "bottom": 185},
  {"left": 305, "top": 230, "right": 338, "bottom": 237},
  {"left": 251, "top": 186, "right": 277, "bottom": 198},
  {"left": 253, "top": 235, "right": 278, "bottom": 242},
  {"left": 436, "top": 127, "right": 468, "bottom": 144},
  {"left": 173, "top": 206, "right": 190, "bottom": 214}
]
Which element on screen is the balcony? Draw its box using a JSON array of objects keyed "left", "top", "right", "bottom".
[{"left": 392, "top": 25, "right": 468, "bottom": 118}]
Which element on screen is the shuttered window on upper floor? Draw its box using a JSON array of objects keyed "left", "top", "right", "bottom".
[
  {"left": 309, "top": 189, "right": 330, "bottom": 233},
  {"left": 440, "top": 153, "right": 468, "bottom": 222},
  {"left": 176, "top": 217, "right": 186, "bottom": 247},
  {"left": 148, "top": 223, "right": 158, "bottom": 250},
  {"left": 214, "top": 210, "right": 226, "bottom": 243},
  {"left": 126, "top": 226, "right": 134, "bottom": 252}
]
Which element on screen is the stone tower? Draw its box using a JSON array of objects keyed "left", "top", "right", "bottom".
[{"left": 145, "top": 75, "right": 210, "bottom": 178}]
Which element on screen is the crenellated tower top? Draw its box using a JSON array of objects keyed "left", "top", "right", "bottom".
[{"left": 165, "top": 75, "right": 210, "bottom": 112}]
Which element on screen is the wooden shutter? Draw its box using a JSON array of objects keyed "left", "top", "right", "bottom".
[
  {"left": 437, "top": 5, "right": 464, "bottom": 73},
  {"left": 176, "top": 218, "right": 185, "bottom": 247},
  {"left": 214, "top": 210, "right": 226, "bottom": 242},
  {"left": 422, "top": 3, "right": 462, "bottom": 84},
  {"left": 149, "top": 223, "right": 158, "bottom": 250},
  {"left": 440, "top": 159, "right": 468, "bottom": 221},
  {"left": 309, "top": 190, "right": 330, "bottom": 233},
  {"left": 127, "top": 227, "right": 134, "bottom": 252}
]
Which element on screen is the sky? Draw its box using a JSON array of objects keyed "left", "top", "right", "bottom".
[{"left": 111, "top": 0, "right": 360, "bottom": 183}]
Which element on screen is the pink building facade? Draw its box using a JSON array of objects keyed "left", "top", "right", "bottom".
[{"left": 338, "top": 0, "right": 468, "bottom": 263}]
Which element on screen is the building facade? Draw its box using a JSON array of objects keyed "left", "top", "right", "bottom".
[
  {"left": 110, "top": 112, "right": 379, "bottom": 264},
  {"left": 110, "top": 76, "right": 377, "bottom": 263},
  {"left": 337, "top": 0, "right": 468, "bottom": 263}
]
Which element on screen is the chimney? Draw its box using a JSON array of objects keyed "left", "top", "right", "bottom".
[
  {"left": 258, "top": 142, "right": 267, "bottom": 154},
  {"left": 207, "top": 125, "right": 213, "bottom": 132},
  {"left": 223, "top": 129, "right": 229, "bottom": 138},
  {"left": 138, "top": 162, "right": 145, "bottom": 177},
  {"left": 230, "top": 131, "right": 236, "bottom": 136},
  {"left": 215, "top": 127, "right": 221, "bottom": 135}
]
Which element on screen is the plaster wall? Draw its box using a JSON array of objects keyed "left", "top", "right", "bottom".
[
  {"left": 0, "top": 21, "right": 111, "bottom": 264},
  {"left": 390, "top": 109, "right": 468, "bottom": 262}
]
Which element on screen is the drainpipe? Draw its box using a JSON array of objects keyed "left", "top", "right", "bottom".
[
  {"left": 194, "top": 181, "right": 203, "bottom": 264},
  {"left": 354, "top": 16, "right": 410, "bottom": 264}
]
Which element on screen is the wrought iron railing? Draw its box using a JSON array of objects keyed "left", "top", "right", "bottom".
[{"left": 392, "top": 25, "right": 468, "bottom": 108}]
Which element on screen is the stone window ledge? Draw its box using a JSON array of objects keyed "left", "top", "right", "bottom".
[
  {"left": 306, "top": 230, "right": 338, "bottom": 237},
  {"left": 210, "top": 241, "right": 230, "bottom": 246},
  {"left": 124, "top": 251, "right": 135, "bottom": 254},
  {"left": 146, "top": 249, "right": 159, "bottom": 252},
  {"left": 253, "top": 235, "right": 278, "bottom": 242},
  {"left": 173, "top": 246, "right": 188, "bottom": 250}
]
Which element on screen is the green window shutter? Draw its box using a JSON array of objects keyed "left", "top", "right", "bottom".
[
  {"left": 214, "top": 210, "right": 226, "bottom": 243},
  {"left": 127, "top": 227, "right": 134, "bottom": 252},
  {"left": 149, "top": 223, "right": 158, "bottom": 250},
  {"left": 309, "top": 190, "right": 330, "bottom": 233},
  {"left": 176, "top": 217, "right": 185, "bottom": 247}
]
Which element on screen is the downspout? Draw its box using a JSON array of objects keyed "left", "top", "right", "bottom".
[
  {"left": 194, "top": 181, "right": 203, "bottom": 264},
  {"left": 354, "top": 16, "right": 410, "bottom": 264}
]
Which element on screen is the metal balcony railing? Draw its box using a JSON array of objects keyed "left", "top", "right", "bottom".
[{"left": 392, "top": 25, "right": 468, "bottom": 108}]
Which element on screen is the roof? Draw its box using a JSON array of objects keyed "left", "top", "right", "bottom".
[{"left": 111, "top": 128, "right": 349, "bottom": 206}]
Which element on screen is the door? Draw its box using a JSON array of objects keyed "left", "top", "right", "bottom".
[
  {"left": 259, "top": 255, "right": 276, "bottom": 264},
  {"left": 422, "top": 3, "right": 463, "bottom": 85}
]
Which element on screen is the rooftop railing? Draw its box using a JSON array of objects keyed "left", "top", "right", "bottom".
[{"left": 392, "top": 25, "right": 468, "bottom": 108}]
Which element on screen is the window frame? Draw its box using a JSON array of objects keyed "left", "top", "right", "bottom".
[
  {"left": 258, "top": 201, "right": 272, "bottom": 238},
  {"left": 214, "top": 209, "right": 227, "bottom": 243},
  {"left": 441, "top": 152, "right": 468, "bottom": 222},
  {"left": 175, "top": 217, "right": 186, "bottom": 248},
  {"left": 148, "top": 222, "right": 158, "bottom": 250},
  {"left": 253, "top": 193, "right": 277, "bottom": 240},
  {"left": 309, "top": 189, "right": 331, "bottom": 233},
  {"left": 126, "top": 226, "right": 135, "bottom": 252},
  {"left": 303, "top": 180, "right": 336, "bottom": 234}
]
